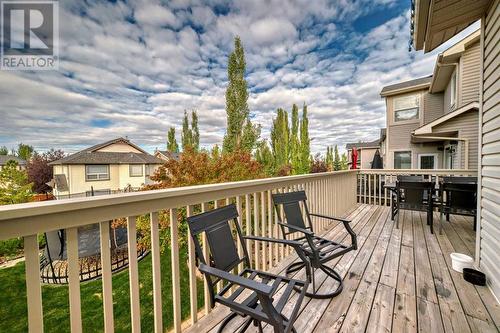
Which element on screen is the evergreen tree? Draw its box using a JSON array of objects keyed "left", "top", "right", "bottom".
[
  {"left": 271, "top": 108, "right": 290, "bottom": 171},
  {"left": 290, "top": 104, "right": 301, "bottom": 174},
  {"left": 341, "top": 153, "right": 349, "bottom": 170},
  {"left": 167, "top": 127, "right": 179, "bottom": 153},
  {"left": 0, "top": 146, "right": 8, "bottom": 155},
  {"left": 325, "top": 146, "right": 333, "bottom": 171},
  {"left": 181, "top": 111, "right": 192, "bottom": 150},
  {"left": 211, "top": 144, "right": 220, "bottom": 160},
  {"left": 298, "top": 104, "right": 310, "bottom": 173},
  {"left": 17, "top": 143, "right": 34, "bottom": 161},
  {"left": 255, "top": 140, "right": 273, "bottom": 176},
  {"left": 0, "top": 160, "right": 33, "bottom": 205},
  {"left": 333, "top": 145, "right": 341, "bottom": 171},
  {"left": 191, "top": 111, "right": 200, "bottom": 151},
  {"left": 222, "top": 36, "right": 259, "bottom": 153}
]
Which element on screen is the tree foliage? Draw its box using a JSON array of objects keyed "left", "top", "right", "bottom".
[
  {"left": 0, "top": 146, "right": 8, "bottom": 155},
  {"left": 167, "top": 127, "right": 179, "bottom": 153},
  {"left": 0, "top": 160, "right": 33, "bottom": 205},
  {"left": 27, "top": 149, "right": 65, "bottom": 193},
  {"left": 290, "top": 104, "right": 300, "bottom": 174},
  {"left": 325, "top": 146, "right": 333, "bottom": 171},
  {"left": 16, "top": 143, "right": 34, "bottom": 161},
  {"left": 270, "top": 108, "right": 290, "bottom": 174},
  {"left": 222, "top": 36, "right": 259, "bottom": 153},
  {"left": 310, "top": 154, "right": 328, "bottom": 173},
  {"left": 181, "top": 110, "right": 199, "bottom": 151},
  {"left": 333, "top": 145, "right": 341, "bottom": 171},
  {"left": 298, "top": 104, "right": 311, "bottom": 174},
  {"left": 341, "top": 153, "right": 349, "bottom": 170},
  {"left": 255, "top": 140, "right": 273, "bottom": 176}
]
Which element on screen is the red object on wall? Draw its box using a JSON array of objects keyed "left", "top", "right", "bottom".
[{"left": 351, "top": 147, "right": 358, "bottom": 169}]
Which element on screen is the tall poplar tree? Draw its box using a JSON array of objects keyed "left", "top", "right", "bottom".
[
  {"left": 255, "top": 140, "right": 274, "bottom": 176},
  {"left": 298, "top": 104, "right": 310, "bottom": 173},
  {"left": 290, "top": 104, "right": 301, "bottom": 174},
  {"left": 181, "top": 111, "right": 192, "bottom": 150},
  {"left": 326, "top": 146, "right": 333, "bottom": 171},
  {"left": 223, "top": 36, "right": 259, "bottom": 153},
  {"left": 333, "top": 145, "right": 341, "bottom": 171},
  {"left": 191, "top": 111, "right": 200, "bottom": 151},
  {"left": 167, "top": 127, "right": 179, "bottom": 153},
  {"left": 271, "top": 108, "right": 290, "bottom": 171}
]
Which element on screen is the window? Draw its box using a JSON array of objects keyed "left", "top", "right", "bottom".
[
  {"left": 129, "top": 164, "right": 143, "bottom": 177},
  {"left": 85, "top": 165, "right": 109, "bottom": 181},
  {"left": 394, "top": 151, "right": 411, "bottom": 169},
  {"left": 394, "top": 94, "right": 419, "bottom": 122},
  {"left": 145, "top": 164, "right": 156, "bottom": 177},
  {"left": 418, "top": 154, "right": 437, "bottom": 169},
  {"left": 450, "top": 71, "right": 457, "bottom": 107}
]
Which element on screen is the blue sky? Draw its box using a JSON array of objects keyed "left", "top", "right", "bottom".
[{"left": 0, "top": 0, "right": 479, "bottom": 154}]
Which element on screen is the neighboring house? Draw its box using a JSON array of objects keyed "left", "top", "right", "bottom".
[
  {"left": 380, "top": 30, "right": 481, "bottom": 170},
  {"left": 154, "top": 150, "right": 180, "bottom": 162},
  {"left": 412, "top": 0, "right": 499, "bottom": 299},
  {"left": 0, "top": 155, "right": 26, "bottom": 170},
  {"left": 49, "top": 138, "right": 163, "bottom": 198},
  {"left": 345, "top": 140, "right": 381, "bottom": 169}
]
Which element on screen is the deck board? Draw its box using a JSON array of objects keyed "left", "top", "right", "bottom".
[{"left": 184, "top": 205, "right": 500, "bottom": 333}]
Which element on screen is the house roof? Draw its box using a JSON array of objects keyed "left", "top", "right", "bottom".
[
  {"left": 0, "top": 155, "right": 26, "bottom": 165},
  {"left": 345, "top": 139, "right": 380, "bottom": 150},
  {"left": 155, "top": 150, "right": 180, "bottom": 161},
  {"left": 49, "top": 138, "right": 163, "bottom": 165},
  {"left": 414, "top": 102, "right": 479, "bottom": 135},
  {"left": 380, "top": 76, "right": 432, "bottom": 96}
]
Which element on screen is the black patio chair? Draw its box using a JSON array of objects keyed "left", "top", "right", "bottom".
[
  {"left": 271, "top": 191, "right": 357, "bottom": 299},
  {"left": 439, "top": 176, "right": 477, "bottom": 231},
  {"left": 187, "top": 204, "right": 308, "bottom": 333},
  {"left": 395, "top": 176, "right": 435, "bottom": 232}
]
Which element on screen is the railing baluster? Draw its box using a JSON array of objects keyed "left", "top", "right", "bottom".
[
  {"left": 67, "top": 227, "right": 82, "bottom": 333},
  {"left": 186, "top": 205, "right": 197, "bottom": 324},
  {"left": 201, "top": 203, "right": 211, "bottom": 316},
  {"left": 260, "top": 191, "right": 267, "bottom": 270},
  {"left": 267, "top": 190, "right": 275, "bottom": 267},
  {"left": 149, "top": 212, "right": 163, "bottom": 333},
  {"left": 127, "top": 216, "right": 141, "bottom": 332},
  {"left": 99, "top": 221, "right": 114, "bottom": 333},
  {"left": 236, "top": 196, "right": 244, "bottom": 273},
  {"left": 253, "top": 193, "right": 260, "bottom": 269},
  {"left": 245, "top": 195, "right": 252, "bottom": 265},
  {"left": 170, "top": 209, "right": 181, "bottom": 333},
  {"left": 24, "top": 234, "right": 43, "bottom": 333}
]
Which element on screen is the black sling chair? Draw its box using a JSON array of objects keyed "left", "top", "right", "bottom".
[
  {"left": 187, "top": 204, "right": 308, "bottom": 333},
  {"left": 272, "top": 191, "right": 357, "bottom": 299}
]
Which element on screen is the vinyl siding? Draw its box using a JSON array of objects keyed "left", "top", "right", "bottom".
[
  {"left": 480, "top": 0, "right": 500, "bottom": 301},
  {"left": 460, "top": 42, "right": 482, "bottom": 105},
  {"left": 433, "top": 109, "right": 479, "bottom": 169},
  {"left": 424, "top": 92, "right": 444, "bottom": 123},
  {"left": 388, "top": 123, "right": 419, "bottom": 150},
  {"left": 443, "top": 70, "right": 455, "bottom": 113}
]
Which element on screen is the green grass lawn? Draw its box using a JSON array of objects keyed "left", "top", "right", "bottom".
[{"left": 0, "top": 247, "right": 204, "bottom": 332}]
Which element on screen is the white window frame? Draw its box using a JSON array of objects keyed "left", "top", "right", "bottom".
[
  {"left": 85, "top": 165, "right": 110, "bottom": 181},
  {"left": 393, "top": 151, "right": 412, "bottom": 169},
  {"left": 129, "top": 164, "right": 144, "bottom": 177},
  {"left": 393, "top": 94, "right": 420, "bottom": 123},
  {"left": 450, "top": 71, "right": 457, "bottom": 108},
  {"left": 418, "top": 153, "right": 439, "bottom": 170}
]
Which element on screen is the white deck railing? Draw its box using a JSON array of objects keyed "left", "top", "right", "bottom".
[
  {"left": 356, "top": 169, "right": 477, "bottom": 206},
  {"left": 0, "top": 170, "right": 358, "bottom": 333}
]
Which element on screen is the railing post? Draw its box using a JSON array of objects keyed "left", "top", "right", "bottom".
[
  {"left": 170, "top": 209, "right": 181, "bottom": 333},
  {"left": 127, "top": 216, "right": 141, "bottom": 333},
  {"left": 187, "top": 205, "right": 197, "bottom": 325},
  {"left": 99, "top": 221, "right": 114, "bottom": 333},
  {"left": 67, "top": 227, "right": 82, "bottom": 333},
  {"left": 24, "top": 234, "right": 43, "bottom": 333},
  {"left": 150, "top": 212, "right": 163, "bottom": 333}
]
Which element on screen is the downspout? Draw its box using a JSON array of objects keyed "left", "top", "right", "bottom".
[{"left": 414, "top": 136, "right": 469, "bottom": 169}]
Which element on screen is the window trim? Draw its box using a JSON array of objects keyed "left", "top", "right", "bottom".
[
  {"left": 393, "top": 151, "right": 412, "bottom": 169},
  {"left": 418, "top": 153, "right": 438, "bottom": 170},
  {"left": 450, "top": 71, "right": 457, "bottom": 109},
  {"left": 393, "top": 94, "right": 420, "bottom": 123},
  {"left": 85, "top": 164, "right": 110, "bottom": 182},
  {"left": 129, "top": 164, "right": 144, "bottom": 177}
]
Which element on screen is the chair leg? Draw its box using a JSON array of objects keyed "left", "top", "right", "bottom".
[
  {"left": 217, "top": 312, "right": 239, "bottom": 333},
  {"left": 286, "top": 261, "right": 343, "bottom": 299}
]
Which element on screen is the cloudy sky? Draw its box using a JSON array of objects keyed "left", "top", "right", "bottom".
[{"left": 0, "top": 0, "right": 480, "bottom": 154}]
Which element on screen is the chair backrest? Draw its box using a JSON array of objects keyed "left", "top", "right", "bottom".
[
  {"left": 441, "top": 177, "right": 477, "bottom": 211},
  {"left": 272, "top": 191, "right": 313, "bottom": 237},
  {"left": 187, "top": 204, "right": 250, "bottom": 307},
  {"left": 396, "top": 176, "right": 433, "bottom": 206}
]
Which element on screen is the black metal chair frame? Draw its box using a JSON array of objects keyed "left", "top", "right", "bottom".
[
  {"left": 272, "top": 191, "right": 357, "bottom": 299},
  {"left": 187, "top": 204, "right": 309, "bottom": 333},
  {"left": 395, "top": 176, "right": 435, "bottom": 233},
  {"left": 439, "top": 176, "right": 477, "bottom": 233}
]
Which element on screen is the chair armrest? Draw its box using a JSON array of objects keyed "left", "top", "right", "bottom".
[
  {"left": 198, "top": 264, "right": 273, "bottom": 296},
  {"left": 243, "top": 235, "right": 301, "bottom": 247},
  {"left": 277, "top": 222, "right": 313, "bottom": 235},
  {"left": 309, "top": 213, "right": 351, "bottom": 224}
]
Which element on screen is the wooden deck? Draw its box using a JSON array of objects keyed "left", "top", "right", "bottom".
[{"left": 186, "top": 204, "right": 500, "bottom": 333}]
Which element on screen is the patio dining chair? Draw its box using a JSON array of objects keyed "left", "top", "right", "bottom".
[
  {"left": 395, "top": 176, "right": 435, "bottom": 232},
  {"left": 439, "top": 176, "right": 477, "bottom": 232},
  {"left": 187, "top": 204, "right": 308, "bottom": 333},
  {"left": 272, "top": 190, "right": 357, "bottom": 299}
]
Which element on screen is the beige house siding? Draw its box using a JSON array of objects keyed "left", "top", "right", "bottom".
[
  {"left": 443, "top": 69, "right": 456, "bottom": 113},
  {"left": 97, "top": 142, "right": 142, "bottom": 153},
  {"left": 460, "top": 42, "right": 482, "bottom": 105},
  {"left": 433, "top": 109, "right": 479, "bottom": 169},
  {"left": 424, "top": 92, "right": 444, "bottom": 123},
  {"left": 479, "top": 0, "right": 500, "bottom": 300}
]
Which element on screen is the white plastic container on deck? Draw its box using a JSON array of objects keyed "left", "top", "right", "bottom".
[{"left": 450, "top": 253, "right": 474, "bottom": 272}]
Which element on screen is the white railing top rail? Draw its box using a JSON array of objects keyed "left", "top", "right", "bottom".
[
  {"left": 358, "top": 169, "right": 477, "bottom": 175},
  {"left": 0, "top": 170, "right": 357, "bottom": 240}
]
